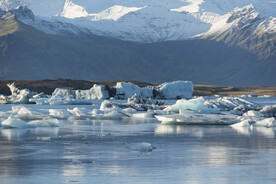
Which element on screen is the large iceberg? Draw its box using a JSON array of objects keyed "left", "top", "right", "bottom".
[
  {"left": 115, "top": 82, "right": 141, "bottom": 99},
  {"left": 156, "top": 81, "right": 193, "bottom": 99},
  {"left": 75, "top": 84, "right": 110, "bottom": 100}
]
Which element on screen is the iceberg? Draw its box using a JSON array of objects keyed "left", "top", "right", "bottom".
[
  {"left": 12, "top": 106, "right": 46, "bottom": 120},
  {"left": 75, "top": 84, "right": 110, "bottom": 100},
  {"left": 164, "top": 97, "right": 220, "bottom": 114},
  {"left": 115, "top": 82, "right": 141, "bottom": 99},
  {"left": 156, "top": 113, "right": 237, "bottom": 125},
  {"left": 1, "top": 117, "right": 33, "bottom": 129},
  {"left": 6, "top": 83, "right": 38, "bottom": 104},
  {"left": 254, "top": 118, "right": 276, "bottom": 128},
  {"left": 156, "top": 81, "right": 193, "bottom": 99},
  {"left": 91, "top": 84, "right": 110, "bottom": 99},
  {"left": 205, "top": 97, "right": 260, "bottom": 111},
  {"left": 260, "top": 105, "right": 276, "bottom": 117}
]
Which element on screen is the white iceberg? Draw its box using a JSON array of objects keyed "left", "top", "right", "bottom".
[
  {"left": 91, "top": 84, "right": 110, "bottom": 99},
  {"left": 6, "top": 83, "right": 37, "bottom": 104},
  {"left": 230, "top": 119, "right": 255, "bottom": 127},
  {"left": 156, "top": 81, "right": 193, "bottom": 99},
  {"left": 1, "top": 117, "right": 33, "bottom": 129},
  {"left": 75, "top": 84, "right": 110, "bottom": 100},
  {"left": 52, "top": 88, "right": 75, "bottom": 98},
  {"left": 254, "top": 118, "right": 276, "bottom": 128},
  {"left": 115, "top": 82, "right": 141, "bottom": 99},
  {"left": 164, "top": 97, "right": 220, "bottom": 114},
  {"left": 12, "top": 106, "right": 46, "bottom": 120},
  {"left": 156, "top": 113, "right": 237, "bottom": 125}
]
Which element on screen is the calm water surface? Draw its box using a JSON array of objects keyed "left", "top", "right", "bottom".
[{"left": 0, "top": 117, "right": 276, "bottom": 184}]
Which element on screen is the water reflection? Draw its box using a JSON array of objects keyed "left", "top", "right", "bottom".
[
  {"left": 1, "top": 121, "right": 276, "bottom": 184},
  {"left": 155, "top": 124, "right": 276, "bottom": 139},
  {"left": 231, "top": 126, "right": 275, "bottom": 138},
  {"left": 1, "top": 129, "right": 29, "bottom": 141}
]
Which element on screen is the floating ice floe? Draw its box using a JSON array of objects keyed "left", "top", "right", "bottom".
[
  {"left": 12, "top": 106, "right": 47, "bottom": 120},
  {"left": 164, "top": 97, "right": 220, "bottom": 114},
  {"left": 231, "top": 117, "right": 276, "bottom": 128},
  {"left": 156, "top": 113, "right": 238, "bottom": 125},
  {"left": 127, "top": 142, "right": 154, "bottom": 152},
  {"left": 156, "top": 81, "right": 193, "bottom": 99},
  {"left": 205, "top": 97, "right": 260, "bottom": 111},
  {"left": 1, "top": 117, "right": 33, "bottom": 129}
]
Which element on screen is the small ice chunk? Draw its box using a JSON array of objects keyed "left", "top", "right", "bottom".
[
  {"left": 28, "top": 119, "right": 60, "bottom": 127},
  {"left": 49, "top": 109, "right": 71, "bottom": 118},
  {"left": 127, "top": 142, "right": 153, "bottom": 152},
  {"left": 1, "top": 117, "right": 33, "bottom": 129},
  {"left": 131, "top": 112, "right": 155, "bottom": 118},
  {"left": 67, "top": 108, "right": 88, "bottom": 116},
  {"left": 0, "top": 95, "right": 9, "bottom": 104},
  {"left": 100, "top": 100, "right": 121, "bottom": 112},
  {"left": 14, "top": 106, "right": 42, "bottom": 120}
]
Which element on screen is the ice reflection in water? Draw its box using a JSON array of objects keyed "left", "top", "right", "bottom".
[{"left": 0, "top": 119, "right": 276, "bottom": 184}]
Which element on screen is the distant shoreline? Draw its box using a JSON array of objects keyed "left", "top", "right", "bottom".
[{"left": 1, "top": 79, "right": 276, "bottom": 96}]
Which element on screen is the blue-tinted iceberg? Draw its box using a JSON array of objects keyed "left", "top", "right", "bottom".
[{"left": 164, "top": 97, "right": 220, "bottom": 114}]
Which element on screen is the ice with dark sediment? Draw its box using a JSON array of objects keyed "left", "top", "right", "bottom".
[
  {"left": 205, "top": 97, "right": 261, "bottom": 111},
  {"left": 260, "top": 105, "right": 276, "bottom": 117}
]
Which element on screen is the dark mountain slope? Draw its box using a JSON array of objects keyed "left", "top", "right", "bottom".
[{"left": 0, "top": 11, "right": 275, "bottom": 85}]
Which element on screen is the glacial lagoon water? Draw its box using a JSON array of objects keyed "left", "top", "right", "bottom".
[{"left": 0, "top": 98, "right": 276, "bottom": 184}]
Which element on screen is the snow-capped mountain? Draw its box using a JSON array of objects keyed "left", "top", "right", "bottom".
[
  {"left": 1, "top": 2, "right": 275, "bottom": 85},
  {"left": 1, "top": 0, "right": 275, "bottom": 42}
]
